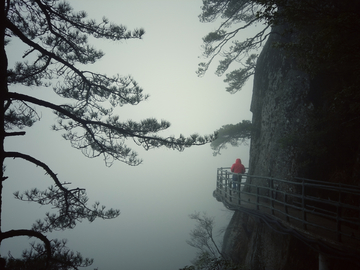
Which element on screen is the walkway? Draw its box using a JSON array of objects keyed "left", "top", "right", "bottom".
[{"left": 213, "top": 168, "right": 360, "bottom": 258}]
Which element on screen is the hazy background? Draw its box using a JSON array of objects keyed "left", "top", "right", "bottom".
[{"left": 2, "top": 1, "right": 255, "bottom": 269}]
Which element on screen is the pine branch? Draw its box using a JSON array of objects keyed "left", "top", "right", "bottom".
[{"left": 1, "top": 229, "right": 51, "bottom": 268}]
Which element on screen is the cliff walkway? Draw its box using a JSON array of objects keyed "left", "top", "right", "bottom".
[{"left": 213, "top": 167, "right": 360, "bottom": 260}]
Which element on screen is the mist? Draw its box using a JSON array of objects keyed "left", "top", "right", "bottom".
[{"left": 2, "top": 1, "right": 253, "bottom": 269}]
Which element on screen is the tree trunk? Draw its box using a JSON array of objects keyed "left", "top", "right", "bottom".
[{"left": 1, "top": 0, "right": 8, "bottom": 244}]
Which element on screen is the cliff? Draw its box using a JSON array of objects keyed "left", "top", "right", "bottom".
[
  {"left": 220, "top": 1, "right": 360, "bottom": 267},
  {"left": 221, "top": 21, "right": 360, "bottom": 269},
  {"left": 221, "top": 26, "right": 319, "bottom": 269}
]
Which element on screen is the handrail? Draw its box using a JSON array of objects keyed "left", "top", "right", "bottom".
[{"left": 214, "top": 167, "right": 360, "bottom": 254}]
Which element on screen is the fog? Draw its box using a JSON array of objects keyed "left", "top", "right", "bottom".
[{"left": 2, "top": 1, "right": 254, "bottom": 269}]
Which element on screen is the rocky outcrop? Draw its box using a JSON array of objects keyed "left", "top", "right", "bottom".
[{"left": 221, "top": 26, "right": 319, "bottom": 269}]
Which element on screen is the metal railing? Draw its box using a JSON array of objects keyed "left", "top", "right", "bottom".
[{"left": 214, "top": 167, "right": 360, "bottom": 253}]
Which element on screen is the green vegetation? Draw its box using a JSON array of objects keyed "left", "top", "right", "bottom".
[{"left": 1, "top": 0, "right": 214, "bottom": 268}]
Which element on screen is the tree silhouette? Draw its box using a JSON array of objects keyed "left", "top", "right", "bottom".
[
  {"left": 211, "top": 120, "right": 252, "bottom": 156},
  {"left": 197, "top": 0, "right": 270, "bottom": 93},
  {"left": 1, "top": 0, "right": 214, "bottom": 268},
  {"left": 182, "top": 212, "right": 241, "bottom": 270},
  {"left": 186, "top": 212, "right": 224, "bottom": 259},
  {"left": 197, "top": 0, "right": 360, "bottom": 92}
]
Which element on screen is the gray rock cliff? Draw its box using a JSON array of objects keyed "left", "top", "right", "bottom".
[{"left": 221, "top": 26, "right": 319, "bottom": 270}]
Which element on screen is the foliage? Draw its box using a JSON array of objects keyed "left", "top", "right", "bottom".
[
  {"left": 186, "top": 212, "right": 223, "bottom": 259},
  {"left": 197, "top": 0, "right": 270, "bottom": 93},
  {"left": 1, "top": 0, "right": 214, "bottom": 268},
  {"left": 4, "top": 239, "right": 95, "bottom": 270},
  {"left": 182, "top": 212, "right": 242, "bottom": 270},
  {"left": 223, "top": 54, "right": 257, "bottom": 94},
  {"left": 180, "top": 252, "right": 242, "bottom": 270},
  {"left": 211, "top": 120, "right": 252, "bottom": 156}
]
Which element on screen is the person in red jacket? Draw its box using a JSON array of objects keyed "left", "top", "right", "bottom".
[{"left": 231, "top": 158, "right": 245, "bottom": 192}]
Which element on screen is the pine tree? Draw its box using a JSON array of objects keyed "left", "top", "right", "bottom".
[{"left": 1, "top": 1, "right": 214, "bottom": 268}]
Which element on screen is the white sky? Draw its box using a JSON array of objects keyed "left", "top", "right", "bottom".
[{"left": 2, "top": 1, "right": 256, "bottom": 269}]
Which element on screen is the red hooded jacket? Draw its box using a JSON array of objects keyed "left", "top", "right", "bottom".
[{"left": 231, "top": 158, "right": 245, "bottom": 174}]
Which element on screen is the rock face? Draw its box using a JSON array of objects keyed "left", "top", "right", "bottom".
[
  {"left": 248, "top": 25, "right": 313, "bottom": 186},
  {"left": 221, "top": 26, "right": 319, "bottom": 269},
  {"left": 222, "top": 211, "right": 317, "bottom": 270}
]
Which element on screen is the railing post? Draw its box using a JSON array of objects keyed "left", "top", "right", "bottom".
[
  {"left": 302, "top": 178, "right": 307, "bottom": 230},
  {"left": 256, "top": 186, "right": 260, "bottom": 210},
  {"left": 224, "top": 169, "right": 228, "bottom": 195},
  {"left": 284, "top": 193, "right": 289, "bottom": 222},
  {"left": 270, "top": 178, "right": 275, "bottom": 215},
  {"left": 238, "top": 178, "right": 241, "bottom": 206}
]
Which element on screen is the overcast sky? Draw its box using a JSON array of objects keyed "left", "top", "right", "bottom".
[{"left": 2, "top": 1, "right": 255, "bottom": 269}]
